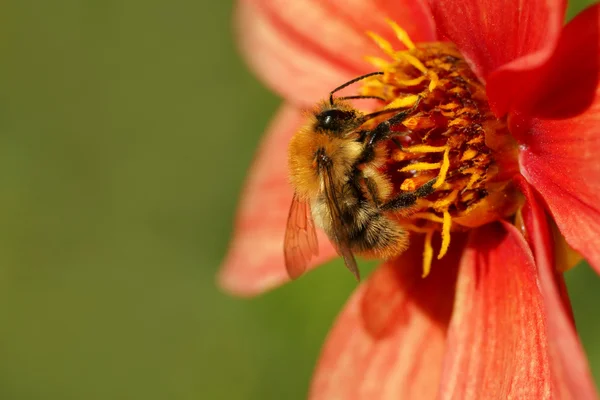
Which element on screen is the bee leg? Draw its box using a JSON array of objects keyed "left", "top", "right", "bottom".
[
  {"left": 391, "top": 137, "right": 403, "bottom": 150},
  {"left": 360, "top": 110, "right": 413, "bottom": 164},
  {"left": 380, "top": 178, "right": 436, "bottom": 211},
  {"left": 364, "top": 97, "right": 422, "bottom": 149}
]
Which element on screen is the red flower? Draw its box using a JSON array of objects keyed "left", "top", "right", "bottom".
[{"left": 219, "top": 0, "right": 600, "bottom": 398}]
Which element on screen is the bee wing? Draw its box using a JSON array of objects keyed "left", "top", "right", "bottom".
[
  {"left": 321, "top": 164, "right": 361, "bottom": 281},
  {"left": 284, "top": 193, "right": 319, "bottom": 279}
]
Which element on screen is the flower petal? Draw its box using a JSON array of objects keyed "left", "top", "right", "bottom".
[
  {"left": 517, "top": 177, "right": 598, "bottom": 400},
  {"left": 440, "top": 222, "right": 554, "bottom": 399},
  {"left": 519, "top": 84, "right": 600, "bottom": 277},
  {"left": 218, "top": 105, "right": 336, "bottom": 297},
  {"left": 429, "top": 0, "right": 565, "bottom": 107},
  {"left": 236, "top": 0, "right": 436, "bottom": 106},
  {"left": 310, "top": 234, "right": 465, "bottom": 400},
  {"left": 488, "top": 3, "right": 600, "bottom": 118}
]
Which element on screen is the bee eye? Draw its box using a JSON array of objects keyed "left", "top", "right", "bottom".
[
  {"left": 321, "top": 110, "right": 353, "bottom": 124},
  {"left": 316, "top": 109, "right": 356, "bottom": 133}
]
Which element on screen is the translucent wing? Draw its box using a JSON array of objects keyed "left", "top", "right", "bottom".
[
  {"left": 321, "top": 164, "right": 361, "bottom": 281},
  {"left": 284, "top": 194, "right": 319, "bottom": 279}
]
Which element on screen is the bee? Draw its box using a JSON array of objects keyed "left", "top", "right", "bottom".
[{"left": 284, "top": 72, "right": 436, "bottom": 280}]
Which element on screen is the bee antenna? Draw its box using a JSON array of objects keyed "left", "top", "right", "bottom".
[
  {"left": 362, "top": 96, "right": 423, "bottom": 121},
  {"left": 363, "top": 107, "right": 407, "bottom": 120},
  {"left": 329, "top": 72, "right": 384, "bottom": 106},
  {"left": 336, "top": 95, "right": 386, "bottom": 102}
]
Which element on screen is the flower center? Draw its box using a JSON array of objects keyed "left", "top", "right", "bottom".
[{"left": 359, "top": 22, "right": 521, "bottom": 276}]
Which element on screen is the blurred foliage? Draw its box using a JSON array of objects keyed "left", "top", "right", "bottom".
[{"left": 0, "top": 0, "right": 598, "bottom": 399}]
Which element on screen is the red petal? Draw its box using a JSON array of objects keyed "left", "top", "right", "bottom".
[
  {"left": 440, "top": 222, "right": 554, "bottom": 399},
  {"left": 429, "top": 0, "right": 565, "bottom": 103},
  {"left": 488, "top": 3, "right": 600, "bottom": 118},
  {"left": 218, "top": 105, "right": 336, "bottom": 296},
  {"left": 310, "top": 235, "right": 465, "bottom": 400},
  {"left": 236, "top": 0, "right": 436, "bottom": 106},
  {"left": 519, "top": 85, "right": 600, "bottom": 277},
  {"left": 517, "top": 177, "right": 598, "bottom": 400}
]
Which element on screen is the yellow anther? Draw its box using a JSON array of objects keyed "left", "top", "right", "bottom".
[
  {"left": 385, "top": 94, "right": 420, "bottom": 109},
  {"left": 467, "top": 136, "right": 484, "bottom": 145},
  {"left": 449, "top": 118, "right": 470, "bottom": 127},
  {"left": 400, "top": 162, "right": 441, "bottom": 172},
  {"left": 461, "top": 148, "right": 478, "bottom": 161},
  {"left": 364, "top": 56, "right": 391, "bottom": 69},
  {"left": 436, "top": 182, "right": 454, "bottom": 191},
  {"left": 422, "top": 230, "right": 434, "bottom": 278},
  {"left": 437, "top": 211, "right": 452, "bottom": 260},
  {"left": 440, "top": 110, "right": 457, "bottom": 118},
  {"left": 400, "top": 178, "right": 417, "bottom": 191},
  {"left": 402, "top": 116, "right": 435, "bottom": 131},
  {"left": 411, "top": 212, "right": 444, "bottom": 223},
  {"left": 366, "top": 32, "right": 396, "bottom": 58},
  {"left": 385, "top": 18, "right": 415, "bottom": 49},
  {"left": 404, "top": 144, "right": 447, "bottom": 153},
  {"left": 433, "top": 147, "right": 450, "bottom": 189},
  {"left": 397, "top": 52, "right": 428, "bottom": 74},
  {"left": 427, "top": 70, "right": 439, "bottom": 92},
  {"left": 385, "top": 18, "right": 416, "bottom": 49},
  {"left": 433, "top": 190, "right": 459, "bottom": 210},
  {"left": 466, "top": 173, "right": 481, "bottom": 189},
  {"left": 461, "top": 191, "right": 476, "bottom": 202},
  {"left": 439, "top": 102, "right": 459, "bottom": 110},
  {"left": 395, "top": 75, "right": 427, "bottom": 87}
]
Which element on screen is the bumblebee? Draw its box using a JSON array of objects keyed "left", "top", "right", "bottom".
[{"left": 284, "top": 72, "right": 435, "bottom": 280}]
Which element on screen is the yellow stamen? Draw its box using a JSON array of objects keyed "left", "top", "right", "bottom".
[
  {"left": 449, "top": 117, "right": 471, "bottom": 127},
  {"left": 433, "top": 147, "right": 450, "bottom": 189},
  {"left": 438, "top": 211, "right": 452, "bottom": 260},
  {"left": 397, "top": 52, "right": 428, "bottom": 74},
  {"left": 422, "top": 230, "right": 434, "bottom": 278},
  {"left": 439, "top": 102, "right": 459, "bottom": 110},
  {"left": 461, "top": 191, "right": 476, "bottom": 202},
  {"left": 433, "top": 190, "right": 459, "bottom": 211},
  {"left": 427, "top": 69, "right": 439, "bottom": 92},
  {"left": 394, "top": 75, "right": 428, "bottom": 87},
  {"left": 400, "top": 178, "right": 417, "bottom": 191},
  {"left": 404, "top": 144, "right": 447, "bottom": 153},
  {"left": 461, "top": 148, "right": 478, "bottom": 161},
  {"left": 400, "top": 162, "right": 440, "bottom": 172},
  {"left": 366, "top": 32, "right": 396, "bottom": 58},
  {"left": 466, "top": 173, "right": 481, "bottom": 190},
  {"left": 385, "top": 94, "right": 420, "bottom": 109},
  {"left": 364, "top": 56, "right": 391, "bottom": 69},
  {"left": 385, "top": 18, "right": 415, "bottom": 49}
]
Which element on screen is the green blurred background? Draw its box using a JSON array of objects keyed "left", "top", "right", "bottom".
[{"left": 1, "top": 1, "right": 599, "bottom": 399}]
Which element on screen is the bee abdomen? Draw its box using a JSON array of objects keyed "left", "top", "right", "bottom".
[{"left": 350, "top": 212, "right": 409, "bottom": 260}]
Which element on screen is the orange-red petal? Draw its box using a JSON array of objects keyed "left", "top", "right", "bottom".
[
  {"left": 440, "top": 222, "right": 554, "bottom": 399},
  {"left": 310, "top": 235, "right": 464, "bottom": 400},
  {"left": 519, "top": 85, "right": 600, "bottom": 278},
  {"left": 218, "top": 104, "right": 336, "bottom": 297},
  {"left": 235, "top": 0, "right": 436, "bottom": 107},
  {"left": 517, "top": 177, "right": 598, "bottom": 400},
  {"left": 489, "top": 3, "right": 600, "bottom": 119},
  {"left": 429, "top": 0, "right": 566, "bottom": 114}
]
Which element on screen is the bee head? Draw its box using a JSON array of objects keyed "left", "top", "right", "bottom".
[{"left": 314, "top": 107, "right": 363, "bottom": 137}]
